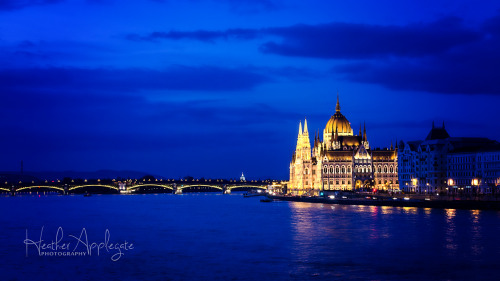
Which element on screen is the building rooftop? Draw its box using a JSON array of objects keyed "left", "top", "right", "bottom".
[{"left": 425, "top": 122, "right": 450, "bottom": 140}]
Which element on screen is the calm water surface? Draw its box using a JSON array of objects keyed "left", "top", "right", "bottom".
[{"left": 1, "top": 193, "right": 500, "bottom": 280}]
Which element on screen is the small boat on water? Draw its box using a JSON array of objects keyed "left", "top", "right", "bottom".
[{"left": 244, "top": 193, "right": 265, "bottom": 198}]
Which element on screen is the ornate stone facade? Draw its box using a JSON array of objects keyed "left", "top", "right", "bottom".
[
  {"left": 289, "top": 96, "right": 398, "bottom": 195},
  {"left": 399, "top": 123, "right": 500, "bottom": 194}
]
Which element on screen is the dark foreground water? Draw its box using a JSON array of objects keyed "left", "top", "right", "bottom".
[{"left": 1, "top": 193, "right": 500, "bottom": 280}]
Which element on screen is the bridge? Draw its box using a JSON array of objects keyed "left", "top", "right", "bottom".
[{"left": 0, "top": 178, "right": 284, "bottom": 195}]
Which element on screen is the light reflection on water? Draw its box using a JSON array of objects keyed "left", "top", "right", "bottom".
[
  {"left": 288, "top": 202, "right": 500, "bottom": 280},
  {"left": 1, "top": 194, "right": 499, "bottom": 280},
  {"left": 445, "top": 208, "right": 457, "bottom": 252}
]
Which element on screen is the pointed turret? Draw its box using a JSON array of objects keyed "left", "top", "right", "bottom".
[
  {"left": 363, "top": 122, "right": 367, "bottom": 142},
  {"left": 304, "top": 118, "right": 308, "bottom": 134},
  {"left": 298, "top": 121, "right": 302, "bottom": 136},
  {"left": 390, "top": 141, "right": 394, "bottom": 150},
  {"left": 335, "top": 92, "right": 341, "bottom": 113}
]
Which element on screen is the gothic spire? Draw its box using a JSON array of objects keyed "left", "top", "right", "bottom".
[
  {"left": 304, "top": 118, "right": 308, "bottom": 134},
  {"left": 363, "top": 121, "right": 367, "bottom": 142},
  {"left": 335, "top": 92, "right": 340, "bottom": 113},
  {"left": 298, "top": 121, "right": 302, "bottom": 136}
]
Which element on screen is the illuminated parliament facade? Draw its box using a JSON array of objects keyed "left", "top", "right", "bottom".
[{"left": 289, "top": 96, "right": 398, "bottom": 195}]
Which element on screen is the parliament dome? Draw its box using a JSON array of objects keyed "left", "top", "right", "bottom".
[{"left": 324, "top": 96, "right": 353, "bottom": 136}]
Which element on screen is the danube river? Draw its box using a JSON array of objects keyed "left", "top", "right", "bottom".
[{"left": 1, "top": 193, "right": 500, "bottom": 280}]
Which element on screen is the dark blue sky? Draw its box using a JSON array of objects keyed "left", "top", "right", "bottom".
[{"left": 1, "top": 0, "right": 500, "bottom": 179}]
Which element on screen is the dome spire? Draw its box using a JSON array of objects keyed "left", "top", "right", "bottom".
[
  {"left": 335, "top": 92, "right": 341, "bottom": 113},
  {"left": 363, "top": 121, "right": 367, "bottom": 141}
]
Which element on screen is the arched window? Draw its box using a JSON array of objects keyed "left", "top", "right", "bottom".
[
  {"left": 341, "top": 166, "right": 345, "bottom": 173},
  {"left": 347, "top": 166, "right": 351, "bottom": 173},
  {"left": 323, "top": 166, "right": 328, "bottom": 174},
  {"left": 384, "top": 166, "right": 388, "bottom": 173},
  {"left": 389, "top": 166, "right": 393, "bottom": 173},
  {"left": 329, "top": 166, "right": 334, "bottom": 174},
  {"left": 361, "top": 166, "right": 365, "bottom": 173},
  {"left": 335, "top": 166, "right": 340, "bottom": 174}
]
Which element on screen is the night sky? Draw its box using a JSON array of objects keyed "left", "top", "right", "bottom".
[{"left": 1, "top": 0, "right": 500, "bottom": 179}]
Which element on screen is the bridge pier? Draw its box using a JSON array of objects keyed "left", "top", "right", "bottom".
[
  {"left": 223, "top": 184, "right": 231, "bottom": 194},
  {"left": 173, "top": 183, "right": 182, "bottom": 194},
  {"left": 118, "top": 182, "right": 132, "bottom": 194}
]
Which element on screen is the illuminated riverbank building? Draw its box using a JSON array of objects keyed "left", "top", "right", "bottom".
[
  {"left": 398, "top": 123, "right": 500, "bottom": 194},
  {"left": 289, "top": 96, "right": 398, "bottom": 195}
]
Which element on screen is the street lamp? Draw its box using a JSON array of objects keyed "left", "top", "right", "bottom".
[
  {"left": 472, "top": 178, "right": 479, "bottom": 199},
  {"left": 412, "top": 178, "right": 417, "bottom": 193}
]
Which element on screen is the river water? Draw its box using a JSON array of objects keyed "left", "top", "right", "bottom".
[{"left": 1, "top": 193, "right": 500, "bottom": 280}]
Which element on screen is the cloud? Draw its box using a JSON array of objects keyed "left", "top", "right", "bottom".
[
  {"left": 126, "top": 29, "right": 259, "bottom": 43},
  {"left": 0, "top": 65, "right": 269, "bottom": 93},
  {"left": 261, "top": 17, "right": 480, "bottom": 59},
  {"left": 0, "top": 0, "right": 63, "bottom": 11},
  {"left": 128, "top": 12, "right": 500, "bottom": 95},
  {"left": 333, "top": 13, "right": 500, "bottom": 95},
  {"left": 129, "top": 17, "right": 480, "bottom": 59}
]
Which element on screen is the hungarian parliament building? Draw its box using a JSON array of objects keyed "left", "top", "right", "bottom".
[
  {"left": 288, "top": 95, "right": 500, "bottom": 195},
  {"left": 288, "top": 96, "right": 398, "bottom": 195}
]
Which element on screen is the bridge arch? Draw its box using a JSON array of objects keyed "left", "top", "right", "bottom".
[
  {"left": 16, "top": 186, "right": 65, "bottom": 192},
  {"left": 228, "top": 185, "right": 267, "bottom": 190},
  {"left": 178, "top": 184, "right": 223, "bottom": 190},
  {"left": 128, "top": 184, "right": 173, "bottom": 190},
  {"left": 68, "top": 185, "right": 119, "bottom": 191}
]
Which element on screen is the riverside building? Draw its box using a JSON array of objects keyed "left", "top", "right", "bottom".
[
  {"left": 398, "top": 123, "right": 500, "bottom": 194},
  {"left": 288, "top": 96, "right": 398, "bottom": 196}
]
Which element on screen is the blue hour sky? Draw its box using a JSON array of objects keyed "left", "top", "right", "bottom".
[{"left": 1, "top": 0, "right": 500, "bottom": 179}]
